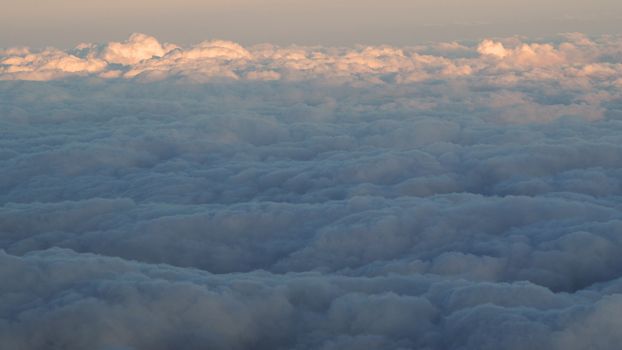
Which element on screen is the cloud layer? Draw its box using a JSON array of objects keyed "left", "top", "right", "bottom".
[
  {"left": 1, "top": 34, "right": 622, "bottom": 349},
  {"left": 1, "top": 32, "right": 621, "bottom": 85}
]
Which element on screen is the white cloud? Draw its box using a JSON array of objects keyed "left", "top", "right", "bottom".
[
  {"left": 0, "top": 48, "right": 107, "bottom": 80},
  {"left": 477, "top": 39, "right": 509, "bottom": 58},
  {"left": 1, "top": 33, "right": 620, "bottom": 88},
  {"left": 101, "top": 33, "right": 178, "bottom": 65}
]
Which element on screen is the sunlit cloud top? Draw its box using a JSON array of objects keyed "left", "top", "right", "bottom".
[{"left": 2, "top": 32, "right": 621, "bottom": 88}]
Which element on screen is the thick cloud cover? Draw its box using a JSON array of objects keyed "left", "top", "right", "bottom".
[{"left": 2, "top": 34, "right": 622, "bottom": 349}]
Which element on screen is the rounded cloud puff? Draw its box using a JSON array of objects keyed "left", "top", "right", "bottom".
[
  {"left": 179, "top": 40, "right": 252, "bottom": 60},
  {"left": 477, "top": 39, "right": 508, "bottom": 58},
  {"left": 101, "top": 33, "right": 178, "bottom": 65}
]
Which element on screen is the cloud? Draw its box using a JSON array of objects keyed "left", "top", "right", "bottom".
[
  {"left": 0, "top": 47, "right": 107, "bottom": 80},
  {"left": 100, "top": 33, "right": 178, "bottom": 65},
  {"left": 1, "top": 33, "right": 622, "bottom": 349},
  {"left": 477, "top": 39, "right": 509, "bottom": 58},
  {"left": 1, "top": 33, "right": 621, "bottom": 86},
  {"left": 2, "top": 249, "right": 622, "bottom": 350}
]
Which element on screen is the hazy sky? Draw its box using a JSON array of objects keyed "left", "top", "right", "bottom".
[{"left": 2, "top": 0, "right": 622, "bottom": 47}]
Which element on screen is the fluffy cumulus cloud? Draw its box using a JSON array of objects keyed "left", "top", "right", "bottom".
[
  {"left": 1, "top": 33, "right": 622, "bottom": 349},
  {"left": 1, "top": 32, "right": 621, "bottom": 85},
  {"left": 99, "top": 33, "right": 179, "bottom": 65}
]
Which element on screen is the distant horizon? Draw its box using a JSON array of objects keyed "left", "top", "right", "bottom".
[
  {"left": 3, "top": 31, "right": 616, "bottom": 50},
  {"left": 4, "top": 27, "right": 622, "bottom": 51}
]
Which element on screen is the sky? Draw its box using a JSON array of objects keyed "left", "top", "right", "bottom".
[
  {"left": 2, "top": 2, "right": 622, "bottom": 350},
  {"left": 2, "top": 0, "right": 622, "bottom": 48}
]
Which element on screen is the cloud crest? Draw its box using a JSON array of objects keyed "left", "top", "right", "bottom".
[{"left": 1, "top": 33, "right": 621, "bottom": 84}]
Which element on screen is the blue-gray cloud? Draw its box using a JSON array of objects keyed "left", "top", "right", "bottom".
[{"left": 1, "top": 34, "right": 622, "bottom": 349}]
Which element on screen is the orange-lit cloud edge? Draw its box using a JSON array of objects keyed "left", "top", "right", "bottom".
[{"left": 1, "top": 32, "right": 621, "bottom": 85}]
